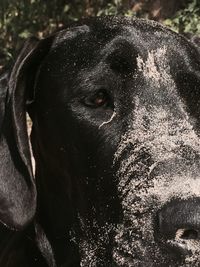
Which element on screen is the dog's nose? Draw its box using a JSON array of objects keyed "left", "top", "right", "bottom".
[{"left": 157, "top": 199, "right": 200, "bottom": 256}]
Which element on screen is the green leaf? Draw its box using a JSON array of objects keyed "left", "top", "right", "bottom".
[
  {"left": 19, "top": 29, "right": 31, "bottom": 38},
  {"left": 63, "top": 4, "right": 70, "bottom": 13}
]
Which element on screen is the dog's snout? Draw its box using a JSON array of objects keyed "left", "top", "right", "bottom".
[
  {"left": 157, "top": 199, "right": 200, "bottom": 238},
  {"left": 156, "top": 199, "right": 200, "bottom": 256}
]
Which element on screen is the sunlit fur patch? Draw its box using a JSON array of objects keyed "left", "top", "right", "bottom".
[
  {"left": 70, "top": 216, "right": 115, "bottom": 267},
  {"left": 137, "top": 46, "right": 172, "bottom": 88}
]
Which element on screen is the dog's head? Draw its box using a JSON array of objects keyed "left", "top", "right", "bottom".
[{"left": 3, "top": 17, "right": 200, "bottom": 266}]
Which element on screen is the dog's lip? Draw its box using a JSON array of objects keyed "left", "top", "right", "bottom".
[
  {"left": 166, "top": 237, "right": 200, "bottom": 258},
  {"left": 166, "top": 239, "right": 191, "bottom": 256}
]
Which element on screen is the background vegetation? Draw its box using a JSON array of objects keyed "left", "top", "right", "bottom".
[{"left": 0, "top": 0, "right": 200, "bottom": 68}]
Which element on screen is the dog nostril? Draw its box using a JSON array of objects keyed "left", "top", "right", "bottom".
[
  {"left": 156, "top": 199, "right": 200, "bottom": 258},
  {"left": 175, "top": 228, "right": 199, "bottom": 240}
]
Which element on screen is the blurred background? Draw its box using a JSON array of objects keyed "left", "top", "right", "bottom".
[{"left": 0, "top": 0, "right": 200, "bottom": 68}]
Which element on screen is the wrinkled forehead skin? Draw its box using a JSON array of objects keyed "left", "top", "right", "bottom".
[{"left": 34, "top": 17, "right": 200, "bottom": 266}]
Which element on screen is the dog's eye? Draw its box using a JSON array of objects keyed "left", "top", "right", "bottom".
[{"left": 83, "top": 90, "right": 112, "bottom": 108}]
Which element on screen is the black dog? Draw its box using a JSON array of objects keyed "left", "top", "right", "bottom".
[{"left": 1, "top": 16, "right": 200, "bottom": 266}]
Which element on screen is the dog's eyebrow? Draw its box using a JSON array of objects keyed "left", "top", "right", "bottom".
[
  {"left": 100, "top": 36, "right": 134, "bottom": 57},
  {"left": 101, "top": 37, "right": 138, "bottom": 74}
]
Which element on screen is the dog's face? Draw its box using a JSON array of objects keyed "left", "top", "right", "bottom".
[
  {"left": 2, "top": 17, "right": 200, "bottom": 266},
  {"left": 29, "top": 17, "right": 200, "bottom": 266}
]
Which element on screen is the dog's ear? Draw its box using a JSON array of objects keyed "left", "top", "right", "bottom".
[{"left": 0, "top": 36, "right": 53, "bottom": 230}]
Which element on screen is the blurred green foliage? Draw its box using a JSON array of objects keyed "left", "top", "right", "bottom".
[
  {"left": 0, "top": 0, "right": 199, "bottom": 67},
  {"left": 164, "top": 0, "right": 200, "bottom": 34},
  {"left": 0, "top": 0, "right": 134, "bottom": 64}
]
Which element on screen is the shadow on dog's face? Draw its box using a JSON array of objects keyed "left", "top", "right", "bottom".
[{"left": 4, "top": 17, "right": 200, "bottom": 266}]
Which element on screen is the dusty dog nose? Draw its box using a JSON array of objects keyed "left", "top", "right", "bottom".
[{"left": 157, "top": 199, "right": 200, "bottom": 255}]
